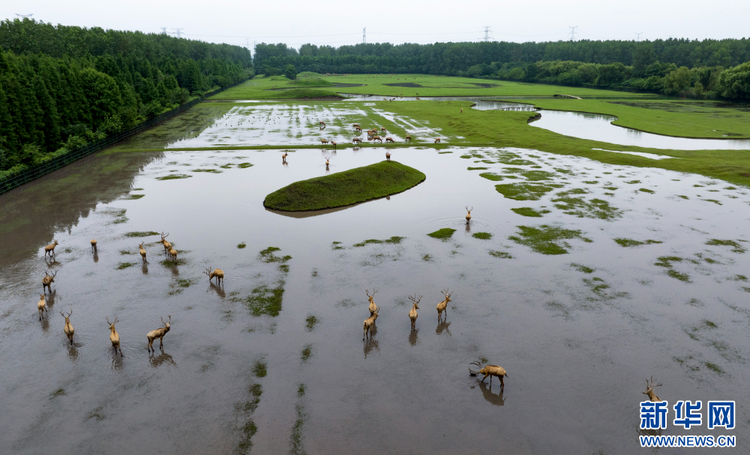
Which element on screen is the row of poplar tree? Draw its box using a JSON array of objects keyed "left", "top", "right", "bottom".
[{"left": 0, "top": 18, "right": 253, "bottom": 175}]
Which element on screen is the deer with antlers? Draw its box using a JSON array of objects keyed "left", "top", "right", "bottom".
[
  {"left": 37, "top": 294, "right": 47, "bottom": 320},
  {"left": 642, "top": 376, "right": 663, "bottom": 402},
  {"left": 320, "top": 139, "right": 328, "bottom": 145},
  {"left": 408, "top": 294, "right": 421, "bottom": 330},
  {"left": 204, "top": 267, "right": 224, "bottom": 285},
  {"left": 44, "top": 240, "right": 59, "bottom": 258},
  {"left": 469, "top": 361, "right": 508, "bottom": 391},
  {"left": 147, "top": 316, "right": 171, "bottom": 353},
  {"left": 60, "top": 308, "right": 74, "bottom": 344},
  {"left": 366, "top": 289, "right": 379, "bottom": 316},
  {"left": 107, "top": 316, "right": 123, "bottom": 356},
  {"left": 436, "top": 289, "right": 452, "bottom": 322},
  {"left": 160, "top": 232, "right": 171, "bottom": 255},
  {"left": 42, "top": 270, "right": 57, "bottom": 294},
  {"left": 363, "top": 308, "right": 379, "bottom": 340},
  {"left": 324, "top": 156, "right": 330, "bottom": 170},
  {"left": 465, "top": 206, "right": 473, "bottom": 224},
  {"left": 139, "top": 242, "right": 148, "bottom": 263}
]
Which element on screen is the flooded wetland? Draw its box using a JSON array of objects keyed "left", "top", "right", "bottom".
[{"left": 1, "top": 95, "right": 748, "bottom": 454}]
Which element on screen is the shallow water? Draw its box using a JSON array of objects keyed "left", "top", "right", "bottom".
[{"left": 1, "top": 127, "right": 748, "bottom": 453}]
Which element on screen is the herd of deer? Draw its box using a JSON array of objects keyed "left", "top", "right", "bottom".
[
  {"left": 36, "top": 235, "right": 223, "bottom": 356},
  {"left": 313, "top": 123, "right": 439, "bottom": 147},
  {"left": 362, "top": 288, "right": 451, "bottom": 340}
]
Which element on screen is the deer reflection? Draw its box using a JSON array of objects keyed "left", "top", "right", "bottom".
[
  {"left": 41, "top": 316, "right": 50, "bottom": 332},
  {"left": 363, "top": 338, "right": 380, "bottom": 359},
  {"left": 141, "top": 262, "right": 148, "bottom": 275},
  {"left": 149, "top": 350, "right": 177, "bottom": 368},
  {"left": 465, "top": 222, "right": 471, "bottom": 234},
  {"left": 111, "top": 356, "right": 124, "bottom": 371},
  {"left": 67, "top": 344, "right": 79, "bottom": 362},
  {"left": 209, "top": 282, "right": 226, "bottom": 299},
  {"left": 435, "top": 320, "right": 452, "bottom": 336},
  {"left": 45, "top": 289, "right": 58, "bottom": 308},
  {"left": 477, "top": 381, "right": 506, "bottom": 406},
  {"left": 408, "top": 328, "right": 419, "bottom": 346},
  {"left": 93, "top": 250, "right": 99, "bottom": 263},
  {"left": 169, "top": 265, "right": 180, "bottom": 276}
]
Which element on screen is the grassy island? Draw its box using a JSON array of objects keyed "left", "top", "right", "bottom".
[{"left": 264, "top": 161, "right": 425, "bottom": 211}]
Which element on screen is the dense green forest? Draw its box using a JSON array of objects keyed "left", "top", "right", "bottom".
[
  {"left": 254, "top": 40, "right": 750, "bottom": 100},
  {"left": 0, "top": 18, "right": 252, "bottom": 174}
]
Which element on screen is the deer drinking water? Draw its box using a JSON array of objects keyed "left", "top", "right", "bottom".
[
  {"left": 42, "top": 270, "right": 57, "bottom": 294},
  {"left": 147, "top": 316, "right": 171, "bottom": 353},
  {"left": 469, "top": 361, "right": 508, "bottom": 391},
  {"left": 642, "top": 376, "right": 663, "bottom": 402},
  {"left": 60, "top": 309, "right": 74, "bottom": 344},
  {"left": 204, "top": 267, "right": 224, "bottom": 286},
  {"left": 408, "top": 294, "right": 421, "bottom": 330},
  {"left": 107, "top": 316, "right": 123, "bottom": 356},
  {"left": 436, "top": 289, "right": 452, "bottom": 322}
]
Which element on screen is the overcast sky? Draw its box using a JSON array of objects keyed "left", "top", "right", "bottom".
[{"left": 4, "top": 0, "right": 749, "bottom": 52}]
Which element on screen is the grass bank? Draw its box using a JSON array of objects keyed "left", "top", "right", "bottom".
[{"left": 264, "top": 161, "right": 425, "bottom": 211}]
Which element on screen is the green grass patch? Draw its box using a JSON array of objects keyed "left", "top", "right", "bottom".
[
  {"left": 472, "top": 232, "right": 492, "bottom": 240},
  {"left": 352, "top": 236, "right": 405, "bottom": 247},
  {"left": 467, "top": 166, "right": 488, "bottom": 170},
  {"left": 509, "top": 224, "right": 592, "bottom": 255},
  {"left": 428, "top": 228, "right": 456, "bottom": 241},
  {"left": 614, "top": 238, "right": 663, "bottom": 247},
  {"left": 495, "top": 182, "right": 562, "bottom": 201},
  {"left": 489, "top": 250, "right": 513, "bottom": 259},
  {"left": 245, "top": 283, "right": 285, "bottom": 316},
  {"left": 237, "top": 242, "right": 247, "bottom": 249},
  {"left": 192, "top": 168, "right": 222, "bottom": 174},
  {"left": 51, "top": 388, "right": 66, "bottom": 398},
  {"left": 655, "top": 256, "right": 683, "bottom": 267},
  {"left": 298, "top": 384, "right": 306, "bottom": 397},
  {"left": 124, "top": 231, "right": 160, "bottom": 237},
  {"left": 522, "top": 170, "right": 555, "bottom": 181},
  {"left": 156, "top": 174, "right": 192, "bottom": 180},
  {"left": 238, "top": 162, "right": 254, "bottom": 169},
  {"left": 160, "top": 258, "right": 188, "bottom": 266},
  {"left": 552, "top": 190, "right": 622, "bottom": 220},
  {"left": 704, "top": 362, "right": 724, "bottom": 374},
  {"left": 116, "top": 262, "right": 135, "bottom": 270},
  {"left": 252, "top": 360, "right": 267, "bottom": 378},
  {"left": 259, "top": 246, "right": 291, "bottom": 263},
  {"left": 305, "top": 315, "right": 318, "bottom": 331},
  {"left": 301, "top": 344, "right": 312, "bottom": 362},
  {"left": 479, "top": 172, "right": 503, "bottom": 181},
  {"left": 571, "top": 263, "right": 595, "bottom": 273},
  {"left": 119, "top": 250, "right": 133, "bottom": 255},
  {"left": 331, "top": 241, "right": 344, "bottom": 250},
  {"left": 667, "top": 269, "right": 691, "bottom": 282},
  {"left": 639, "top": 188, "right": 655, "bottom": 194},
  {"left": 706, "top": 239, "right": 746, "bottom": 253},
  {"left": 511, "top": 207, "right": 548, "bottom": 217},
  {"left": 264, "top": 161, "right": 425, "bottom": 211},
  {"left": 123, "top": 194, "right": 145, "bottom": 200}
]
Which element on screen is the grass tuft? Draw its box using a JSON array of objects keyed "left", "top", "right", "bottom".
[
  {"left": 509, "top": 224, "right": 592, "bottom": 255},
  {"left": 472, "top": 232, "right": 492, "bottom": 240},
  {"left": 124, "top": 231, "right": 159, "bottom": 237},
  {"left": 428, "top": 228, "right": 456, "bottom": 241}
]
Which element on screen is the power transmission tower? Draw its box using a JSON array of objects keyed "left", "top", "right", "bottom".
[
  {"left": 482, "top": 26, "right": 493, "bottom": 42},
  {"left": 363, "top": 27, "right": 366, "bottom": 44},
  {"left": 160, "top": 27, "right": 168, "bottom": 35},
  {"left": 568, "top": 25, "right": 578, "bottom": 41},
  {"left": 15, "top": 13, "right": 33, "bottom": 18},
  {"left": 635, "top": 32, "right": 643, "bottom": 41},
  {"left": 172, "top": 28, "right": 184, "bottom": 38}
]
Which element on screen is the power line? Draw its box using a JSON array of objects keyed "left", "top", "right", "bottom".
[
  {"left": 569, "top": 25, "right": 578, "bottom": 41},
  {"left": 172, "top": 28, "right": 184, "bottom": 38},
  {"left": 15, "top": 13, "right": 33, "bottom": 18},
  {"left": 635, "top": 32, "right": 643, "bottom": 41},
  {"left": 482, "top": 26, "right": 493, "bottom": 42},
  {"left": 160, "top": 27, "right": 168, "bottom": 35}
]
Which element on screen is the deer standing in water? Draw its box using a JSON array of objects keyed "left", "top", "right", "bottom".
[
  {"left": 408, "top": 294, "right": 421, "bottom": 331},
  {"left": 60, "top": 309, "right": 74, "bottom": 344},
  {"left": 147, "top": 316, "right": 171, "bottom": 353},
  {"left": 42, "top": 270, "right": 57, "bottom": 294},
  {"left": 366, "top": 289, "right": 379, "bottom": 316},
  {"left": 107, "top": 316, "right": 123, "bottom": 356},
  {"left": 139, "top": 242, "right": 148, "bottom": 263},
  {"left": 168, "top": 247, "right": 178, "bottom": 263},
  {"left": 385, "top": 151, "right": 391, "bottom": 161},
  {"left": 37, "top": 294, "right": 47, "bottom": 320},
  {"left": 642, "top": 376, "right": 663, "bottom": 402},
  {"left": 469, "top": 361, "right": 508, "bottom": 391},
  {"left": 44, "top": 240, "right": 59, "bottom": 258},
  {"left": 465, "top": 206, "right": 473, "bottom": 224},
  {"left": 160, "top": 232, "right": 171, "bottom": 255},
  {"left": 204, "top": 267, "right": 224, "bottom": 285},
  {"left": 436, "top": 289, "right": 452, "bottom": 322},
  {"left": 324, "top": 156, "right": 330, "bottom": 170},
  {"left": 363, "top": 308, "right": 379, "bottom": 340},
  {"left": 282, "top": 152, "right": 288, "bottom": 164},
  {"left": 90, "top": 239, "right": 97, "bottom": 251}
]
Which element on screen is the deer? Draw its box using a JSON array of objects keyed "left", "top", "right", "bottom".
[
  {"left": 372, "top": 136, "right": 383, "bottom": 143},
  {"left": 282, "top": 152, "right": 288, "bottom": 164},
  {"left": 204, "top": 267, "right": 224, "bottom": 285},
  {"left": 465, "top": 206, "right": 473, "bottom": 224},
  {"left": 60, "top": 308, "right": 74, "bottom": 344},
  {"left": 324, "top": 156, "right": 330, "bottom": 170},
  {"left": 352, "top": 123, "right": 360, "bottom": 129},
  {"left": 90, "top": 239, "right": 97, "bottom": 251},
  {"left": 381, "top": 127, "right": 386, "bottom": 133},
  {"left": 168, "top": 247, "right": 178, "bottom": 263},
  {"left": 408, "top": 294, "right": 421, "bottom": 331},
  {"left": 437, "top": 289, "right": 452, "bottom": 322},
  {"left": 469, "top": 361, "right": 508, "bottom": 391},
  {"left": 386, "top": 151, "right": 391, "bottom": 161},
  {"left": 330, "top": 141, "right": 337, "bottom": 149},
  {"left": 363, "top": 308, "right": 379, "bottom": 340},
  {"left": 434, "top": 138, "right": 441, "bottom": 144},
  {"left": 139, "top": 242, "right": 147, "bottom": 263},
  {"left": 107, "top": 316, "right": 123, "bottom": 356},
  {"left": 355, "top": 126, "right": 362, "bottom": 133},
  {"left": 147, "top": 315, "right": 171, "bottom": 353},
  {"left": 44, "top": 240, "right": 59, "bottom": 258},
  {"left": 405, "top": 135, "right": 411, "bottom": 142},
  {"left": 385, "top": 137, "right": 394, "bottom": 143},
  {"left": 160, "top": 232, "right": 171, "bottom": 255},
  {"left": 352, "top": 137, "right": 362, "bottom": 144},
  {"left": 461, "top": 108, "right": 464, "bottom": 114},
  {"left": 366, "top": 289, "right": 379, "bottom": 316},
  {"left": 320, "top": 139, "right": 328, "bottom": 145},
  {"left": 42, "top": 270, "right": 57, "bottom": 294},
  {"left": 37, "top": 294, "right": 47, "bottom": 320},
  {"left": 319, "top": 121, "right": 326, "bottom": 129},
  {"left": 642, "top": 376, "right": 663, "bottom": 402}
]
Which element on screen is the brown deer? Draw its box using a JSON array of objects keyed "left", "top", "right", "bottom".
[
  {"left": 385, "top": 137, "right": 394, "bottom": 143},
  {"left": 363, "top": 308, "right": 379, "bottom": 340},
  {"left": 44, "top": 240, "right": 59, "bottom": 258},
  {"left": 160, "top": 232, "right": 171, "bottom": 255},
  {"left": 325, "top": 156, "right": 330, "bottom": 170},
  {"left": 355, "top": 127, "right": 362, "bottom": 133},
  {"left": 107, "top": 316, "right": 123, "bottom": 356},
  {"left": 381, "top": 127, "right": 386, "bottom": 132},
  {"left": 282, "top": 152, "right": 288, "bottom": 164},
  {"left": 460, "top": 108, "right": 464, "bottom": 113},
  {"left": 352, "top": 137, "right": 362, "bottom": 144},
  {"left": 642, "top": 376, "right": 663, "bottom": 402},
  {"left": 42, "top": 270, "right": 57, "bottom": 294},
  {"left": 465, "top": 206, "right": 473, "bottom": 224},
  {"left": 204, "top": 267, "right": 224, "bottom": 285},
  {"left": 434, "top": 138, "right": 441, "bottom": 144},
  {"left": 319, "top": 121, "right": 326, "bottom": 129},
  {"left": 469, "top": 361, "right": 508, "bottom": 391},
  {"left": 331, "top": 141, "right": 337, "bottom": 149},
  {"left": 90, "top": 239, "right": 97, "bottom": 251},
  {"left": 372, "top": 136, "right": 383, "bottom": 143},
  {"left": 320, "top": 139, "right": 328, "bottom": 145},
  {"left": 366, "top": 289, "right": 379, "bottom": 316},
  {"left": 408, "top": 294, "right": 421, "bottom": 330},
  {"left": 386, "top": 151, "right": 391, "bottom": 161},
  {"left": 168, "top": 247, "right": 178, "bottom": 263},
  {"left": 37, "top": 294, "right": 47, "bottom": 320},
  {"left": 405, "top": 135, "right": 411, "bottom": 142},
  {"left": 352, "top": 123, "right": 360, "bottom": 129},
  {"left": 139, "top": 242, "right": 147, "bottom": 263},
  {"left": 60, "top": 308, "right": 74, "bottom": 344},
  {"left": 437, "top": 289, "right": 452, "bottom": 321},
  {"left": 147, "top": 315, "right": 171, "bottom": 353}
]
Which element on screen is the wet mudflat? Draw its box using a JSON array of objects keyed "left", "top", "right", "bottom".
[{"left": 1, "top": 126, "right": 748, "bottom": 454}]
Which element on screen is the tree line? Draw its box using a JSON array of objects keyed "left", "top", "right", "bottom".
[
  {"left": 0, "top": 18, "right": 253, "bottom": 175},
  {"left": 254, "top": 39, "right": 750, "bottom": 100}
]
